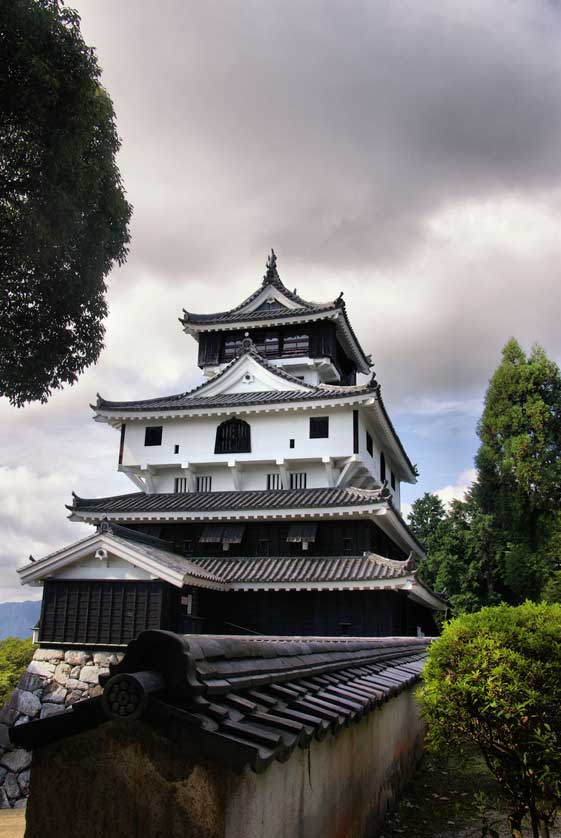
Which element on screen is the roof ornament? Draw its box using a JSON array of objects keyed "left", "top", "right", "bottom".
[
  {"left": 241, "top": 332, "right": 253, "bottom": 353},
  {"left": 28, "top": 555, "right": 35, "bottom": 564},
  {"left": 98, "top": 518, "right": 113, "bottom": 535},
  {"left": 263, "top": 249, "right": 279, "bottom": 284}
]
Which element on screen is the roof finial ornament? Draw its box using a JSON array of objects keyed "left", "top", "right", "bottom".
[
  {"left": 241, "top": 332, "right": 253, "bottom": 353},
  {"left": 263, "top": 249, "right": 279, "bottom": 284}
]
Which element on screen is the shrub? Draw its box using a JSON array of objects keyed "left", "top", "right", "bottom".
[
  {"left": 0, "top": 637, "right": 35, "bottom": 707},
  {"left": 418, "top": 603, "right": 561, "bottom": 838}
]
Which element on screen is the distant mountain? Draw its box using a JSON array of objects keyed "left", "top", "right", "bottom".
[{"left": 0, "top": 601, "right": 41, "bottom": 640}]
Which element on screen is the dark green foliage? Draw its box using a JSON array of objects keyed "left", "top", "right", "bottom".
[
  {"left": 407, "top": 492, "right": 446, "bottom": 551},
  {"left": 419, "top": 603, "right": 561, "bottom": 837},
  {"left": 412, "top": 339, "right": 561, "bottom": 612},
  {"left": 0, "top": 0, "right": 132, "bottom": 406},
  {"left": 0, "top": 636, "right": 34, "bottom": 707}
]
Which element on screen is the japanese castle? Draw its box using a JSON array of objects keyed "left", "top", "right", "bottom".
[{"left": 20, "top": 252, "right": 445, "bottom": 646}]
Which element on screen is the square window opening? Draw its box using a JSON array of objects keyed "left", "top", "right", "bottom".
[
  {"left": 145, "top": 426, "right": 163, "bottom": 447},
  {"left": 310, "top": 417, "right": 329, "bottom": 439}
]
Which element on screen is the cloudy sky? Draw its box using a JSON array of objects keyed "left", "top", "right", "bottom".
[{"left": 2, "top": 0, "right": 561, "bottom": 601}]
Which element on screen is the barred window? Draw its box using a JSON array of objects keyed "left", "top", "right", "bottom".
[
  {"left": 283, "top": 332, "right": 309, "bottom": 356},
  {"left": 267, "top": 473, "right": 282, "bottom": 490},
  {"left": 289, "top": 472, "right": 307, "bottom": 490},
  {"left": 196, "top": 475, "right": 212, "bottom": 492},
  {"left": 215, "top": 417, "right": 251, "bottom": 454}
]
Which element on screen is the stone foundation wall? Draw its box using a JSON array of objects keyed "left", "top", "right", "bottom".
[{"left": 0, "top": 647, "right": 122, "bottom": 809}]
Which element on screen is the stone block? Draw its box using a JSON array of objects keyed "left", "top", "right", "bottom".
[
  {"left": 4, "top": 772, "right": 20, "bottom": 800},
  {"left": 65, "top": 679, "right": 88, "bottom": 691},
  {"left": 93, "top": 652, "right": 112, "bottom": 666},
  {"left": 53, "top": 662, "right": 71, "bottom": 685},
  {"left": 40, "top": 704, "right": 68, "bottom": 720},
  {"left": 0, "top": 725, "right": 10, "bottom": 750},
  {"left": 13, "top": 799, "right": 27, "bottom": 809},
  {"left": 64, "top": 651, "right": 90, "bottom": 666},
  {"left": 0, "top": 767, "right": 6, "bottom": 782},
  {"left": 67, "top": 691, "right": 87, "bottom": 705},
  {"left": 18, "top": 769, "right": 30, "bottom": 795},
  {"left": 0, "top": 749, "right": 32, "bottom": 773},
  {"left": 0, "top": 707, "right": 18, "bottom": 727},
  {"left": 70, "top": 666, "right": 81, "bottom": 678},
  {"left": 79, "top": 665, "right": 100, "bottom": 685},
  {"left": 10, "top": 689, "right": 41, "bottom": 718},
  {"left": 0, "top": 788, "right": 10, "bottom": 809},
  {"left": 18, "top": 672, "right": 43, "bottom": 693},
  {"left": 88, "top": 685, "right": 103, "bottom": 698},
  {"left": 43, "top": 685, "right": 67, "bottom": 704},
  {"left": 33, "top": 648, "right": 63, "bottom": 663},
  {"left": 27, "top": 660, "right": 55, "bottom": 678}
]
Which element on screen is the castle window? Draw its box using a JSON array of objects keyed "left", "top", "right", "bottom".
[
  {"left": 380, "top": 452, "right": 386, "bottom": 483},
  {"left": 222, "top": 334, "right": 243, "bottom": 361},
  {"left": 289, "top": 472, "right": 307, "bottom": 490},
  {"left": 174, "top": 477, "right": 188, "bottom": 493},
  {"left": 366, "top": 431, "right": 373, "bottom": 457},
  {"left": 144, "top": 426, "right": 162, "bottom": 446},
  {"left": 267, "top": 473, "right": 282, "bottom": 490},
  {"left": 254, "top": 332, "right": 279, "bottom": 357},
  {"left": 310, "top": 416, "right": 329, "bottom": 439},
  {"left": 342, "top": 538, "right": 352, "bottom": 554},
  {"left": 174, "top": 444, "right": 180, "bottom": 454},
  {"left": 258, "top": 539, "right": 270, "bottom": 556},
  {"left": 289, "top": 438, "right": 295, "bottom": 449},
  {"left": 283, "top": 332, "right": 309, "bottom": 356},
  {"left": 183, "top": 540, "right": 194, "bottom": 555},
  {"left": 391, "top": 470, "right": 396, "bottom": 491},
  {"left": 196, "top": 475, "right": 212, "bottom": 492},
  {"left": 214, "top": 417, "right": 251, "bottom": 454}
]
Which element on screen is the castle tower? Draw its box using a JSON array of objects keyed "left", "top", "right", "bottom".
[{"left": 19, "top": 254, "right": 445, "bottom": 643}]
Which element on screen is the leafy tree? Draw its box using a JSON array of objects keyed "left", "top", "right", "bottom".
[
  {"left": 407, "top": 492, "right": 446, "bottom": 551},
  {"left": 475, "top": 339, "right": 561, "bottom": 548},
  {"left": 0, "top": 0, "right": 132, "bottom": 406},
  {"left": 419, "top": 603, "right": 561, "bottom": 838},
  {"left": 0, "top": 636, "right": 34, "bottom": 707}
]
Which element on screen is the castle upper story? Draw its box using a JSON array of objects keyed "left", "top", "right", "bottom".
[{"left": 92, "top": 254, "right": 416, "bottom": 510}]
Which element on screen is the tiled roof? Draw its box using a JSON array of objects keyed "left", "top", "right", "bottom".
[
  {"left": 190, "top": 553, "right": 416, "bottom": 585},
  {"left": 94, "top": 348, "right": 375, "bottom": 413},
  {"left": 70, "top": 486, "right": 387, "bottom": 515},
  {"left": 12, "top": 630, "right": 430, "bottom": 771}
]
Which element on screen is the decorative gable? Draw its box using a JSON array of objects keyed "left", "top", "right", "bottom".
[{"left": 195, "top": 352, "right": 311, "bottom": 397}]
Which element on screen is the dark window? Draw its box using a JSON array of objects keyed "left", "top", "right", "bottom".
[
  {"left": 174, "top": 444, "right": 180, "bottom": 454},
  {"left": 353, "top": 410, "right": 359, "bottom": 454},
  {"left": 342, "top": 538, "right": 352, "bottom": 554},
  {"left": 254, "top": 332, "right": 280, "bottom": 357},
  {"left": 289, "top": 472, "right": 307, "bottom": 490},
  {"left": 183, "top": 540, "right": 194, "bottom": 555},
  {"left": 366, "top": 431, "right": 373, "bottom": 457},
  {"left": 391, "top": 470, "right": 396, "bottom": 491},
  {"left": 267, "top": 473, "right": 282, "bottom": 490},
  {"left": 196, "top": 475, "right": 212, "bottom": 492},
  {"left": 145, "top": 426, "right": 162, "bottom": 446},
  {"left": 174, "top": 477, "right": 188, "bottom": 493},
  {"left": 118, "top": 424, "right": 126, "bottom": 465},
  {"left": 258, "top": 539, "right": 270, "bottom": 556},
  {"left": 380, "top": 452, "right": 386, "bottom": 483},
  {"left": 283, "top": 332, "right": 309, "bottom": 356},
  {"left": 310, "top": 417, "right": 329, "bottom": 439},
  {"left": 222, "top": 334, "right": 243, "bottom": 361},
  {"left": 289, "top": 438, "right": 295, "bottom": 449},
  {"left": 215, "top": 417, "right": 251, "bottom": 454}
]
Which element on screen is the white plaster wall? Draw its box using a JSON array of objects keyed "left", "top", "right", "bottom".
[
  {"left": 53, "top": 555, "right": 154, "bottom": 581},
  {"left": 225, "top": 687, "right": 424, "bottom": 838},
  {"left": 121, "top": 409, "right": 354, "bottom": 470},
  {"left": 359, "top": 413, "right": 401, "bottom": 508}
]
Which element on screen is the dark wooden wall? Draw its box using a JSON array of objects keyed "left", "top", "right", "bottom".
[
  {"left": 129, "top": 519, "right": 407, "bottom": 562},
  {"left": 191, "top": 588, "right": 437, "bottom": 637},
  {"left": 197, "top": 322, "right": 357, "bottom": 383},
  {"left": 39, "top": 580, "right": 178, "bottom": 646}
]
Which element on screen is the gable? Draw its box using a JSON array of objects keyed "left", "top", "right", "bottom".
[
  {"left": 238, "top": 283, "right": 305, "bottom": 314},
  {"left": 196, "top": 353, "right": 311, "bottom": 397}
]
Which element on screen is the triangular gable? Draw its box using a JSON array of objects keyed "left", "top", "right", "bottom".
[
  {"left": 17, "top": 532, "right": 223, "bottom": 590},
  {"left": 194, "top": 351, "right": 313, "bottom": 397},
  {"left": 237, "top": 282, "right": 307, "bottom": 314}
]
